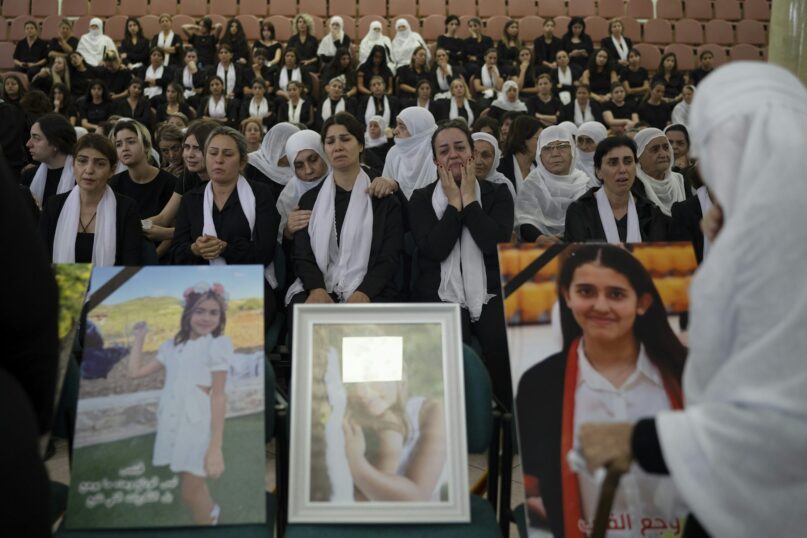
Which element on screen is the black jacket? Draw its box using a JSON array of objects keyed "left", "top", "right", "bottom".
[
  {"left": 670, "top": 195, "right": 705, "bottom": 263},
  {"left": 357, "top": 94, "right": 401, "bottom": 127},
  {"left": 558, "top": 100, "right": 605, "bottom": 125},
  {"left": 564, "top": 187, "right": 670, "bottom": 243}
]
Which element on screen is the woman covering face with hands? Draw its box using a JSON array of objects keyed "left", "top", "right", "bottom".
[{"left": 408, "top": 120, "right": 514, "bottom": 403}]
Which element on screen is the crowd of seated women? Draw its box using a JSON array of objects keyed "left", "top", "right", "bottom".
[{"left": 5, "top": 10, "right": 715, "bottom": 407}]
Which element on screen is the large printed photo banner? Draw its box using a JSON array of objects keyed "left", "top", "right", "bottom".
[
  {"left": 288, "top": 304, "right": 469, "bottom": 524},
  {"left": 65, "top": 265, "right": 267, "bottom": 530},
  {"left": 499, "top": 242, "right": 697, "bottom": 538}
]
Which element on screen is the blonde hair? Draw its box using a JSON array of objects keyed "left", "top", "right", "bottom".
[{"left": 292, "top": 13, "right": 314, "bottom": 36}]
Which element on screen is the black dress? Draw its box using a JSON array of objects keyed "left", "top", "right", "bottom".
[
  {"left": 173, "top": 171, "right": 207, "bottom": 196},
  {"left": 561, "top": 34, "right": 594, "bottom": 69},
  {"left": 408, "top": 179, "right": 514, "bottom": 403},
  {"left": 77, "top": 100, "right": 115, "bottom": 126},
  {"left": 188, "top": 34, "right": 218, "bottom": 69},
  {"left": 114, "top": 98, "right": 153, "bottom": 129},
  {"left": 533, "top": 36, "right": 563, "bottom": 72},
  {"left": 39, "top": 190, "right": 142, "bottom": 265},
  {"left": 587, "top": 67, "right": 614, "bottom": 95},
  {"left": 604, "top": 99, "right": 637, "bottom": 122},
  {"left": 109, "top": 169, "right": 177, "bottom": 220},
  {"left": 436, "top": 35, "right": 464, "bottom": 66},
  {"left": 620, "top": 66, "right": 649, "bottom": 92},
  {"left": 652, "top": 72, "right": 686, "bottom": 100},
  {"left": 563, "top": 187, "right": 670, "bottom": 243},
  {"left": 99, "top": 66, "right": 134, "bottom": 97},
  {"left": 47, "top": 36, "right": 79, "bottom": 57},
  {"left": 670, "top": 195, "right": 705, "bottom": 263},
  {"left": 291, "top": 181, "right": 403, "bottom": 302},
  {"left": 530, "top": 94, "right": 562, "bottom": 125},
  {"left": 462, "top": 35, "right": 494, "bottom": 71},
  {"left": 119, "top": 37, "right": 150, "bottom": 67},
  {"left": 638, "top": 100, "right": 671, "bottom": 129},
  {"left": 286, "top": 34, "right": 320, "bottom": 68}
]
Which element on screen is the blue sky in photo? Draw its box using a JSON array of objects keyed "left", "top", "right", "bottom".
[{"left": 89, "top": 266, "right": 264, "bottom": 304}]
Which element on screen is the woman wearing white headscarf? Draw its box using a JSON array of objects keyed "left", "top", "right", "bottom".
[
  {"left": 76, "top": 18, "right": 117, "bottom": 67},
  {"left": 634, "top": 126, "right": 687, "bottom": 216},
  {"left": 317, "top": 16, "right": 352, "bottom": 68},
  {"left": 488, "top": 80, "right": 528, "bottom": 119},
  {"left": 359, "top": 21, "right": 393, "bottom": 70},
  {"left": 578, "top": 61, "right": 807, "bottom": 538},
  {"left": 515, "top": 125, "right": 597, "bottom": 242},
  {"left": 390, "top": 19, "right": 429, "bottom": 69},
  {"left": 363, "top": 114, "right": 392, "bottom": 173},
  {"left": 472, "top": 132, "right": 515, "bottom": 199},
  {"left": 245, "top": 122, "right": 300, "bottom": 203},
  {"left": 381, "top": 107, "right": 438, "bottom": 199},
  {"left": 277, "top": 130, "right": 329, "bottom": 244},
  {"left": 574, "top": 120, "right": 607, "bottom": 181}
]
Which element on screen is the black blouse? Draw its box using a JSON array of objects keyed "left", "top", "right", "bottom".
[
  {"left": 14, "top": 38, "right": 49, "bottom": 65},
  {"left": 188, "top": 34, "right": 218, "bottom": 68},
  {"left": 119, "top": 37, "right": 150, "bottom": 66},
  {"left": 530, "top": 94, "right": 562, "bottom": 124},
  {"left": 638, "top": 100, "right": 671, "bottom": 130},
  {"left": 533, "top": 36, "right": 563, "bottom": 71},
  {"left": 463, "top": 35, "right": 494, "bottom": 65},
  {"left": 287, "top": 34, "right": 320, "bottom": 65},
  {"left": 39, "top": 190, "right": 142, "bottom": 265},
  {"left": 292, "top": 181, "right": 403, "bottom": 301},
  {"left": 652, "top": 72, "right": 686, "bottom": 99},
  {"left": 21, "top": 166, "right": 64, "bottom": 205},
  {"left": 48, "top": 36, "right": 79, "bottom": 57},
  {"left": 114, "top": 98, "right": 153, "bottom": 129},
  {"left": 173, "top": 171, "right": 207, "bottom": 196},
  {"left": 396, "top": 65, "right": 431, "bottom": 95},
  {"left": 243, "top": 164, "right": 286, "bottom": 205},
  {"left": 109, "top": 169, "right": 176, "bottom": 220},
  {"left": 436, "top": 35, "right": 464, "bottom": 66},
  {"left": 78, "top": 100, "right": 115, "bottom": 125},
  {"left": 150, "top": 33, "right": 184, "bottom": 68},
  {"left": 563, "top": 188, "right": 670, "bottom": 243},
  {"left": 561, "top": 34, "right": 594, "bottom": 69},
  {"left": 171, "top": 179, "right": 279, "bottom": 266},
  {"left": 496, "top": 41, "right": 520, "bottom": 71},
  {"left": 409, "top": 180, "right": 514, "bottom": 301},
  {"left": 604, "top": 100, "right": 637, "bottom": 120},
  {"left": 587, "top": 67, "right": 614, "bottom": 95},
  {"left": 620, "top": 66, "right": 649, "bottom": 90}
]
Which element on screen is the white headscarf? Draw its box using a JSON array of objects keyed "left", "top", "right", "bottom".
[
  {"left": 634, "top": 127, "right": 687, "bottom": 215},
  {"left": 558, "top": 121, "right": 579, "bottom": 140},
  {"left": 671, "top": 99, "right": 690, "bottom": 126},
  {"left": 656, "top": 62, "right": 807, "bottom": 538},
  {"left": 391, "top": 19, "right": 429, "bottom": 68},
  {"left": 573, "top": 98, "right": 594, "bottom": 126},
  {"left": 203, "top": 176, "right": 276, "bottom": 286},
  {"left": 285, "top": 169, "right": 374, "bottom": 304},
  {"left": 247, "top": 122, "right": 299, "bottom": 185},
  {"left": 381, "top": 107, "right": 437, "bottom": 199},
  {"left": 317, "top": 16, "right": 345, "bottom": 58},
  {"left": 432, "top": 178, "right": 493, "bottom": 321},
  {"left": 359, "top": 21, "right": 391, "bottom": 64},
  {"left": 472, "top": 132, "right": 514, "bottom": 199},
  {"left": 76, "top": 18, "right": 117, "bottom": 67},
  {"left": 364, "top": 115, "right": 388, "bottom": 149},
  {"left": 575, "top": 121, "right": 608, "bottom": 182},
  {"left": 515, "top": 125, "right": 597, "bottom": 237},
  {"left": 491, "top": 80, "right": 528, "bottom": 112},
  {"left": 30, "top": 156, "right": 75, "bottom": 207},
  {"left": 276, "top": 130, "right": 329, "bottom": 241},
  {"left": 52, "top": 185, "right": 117, "bottom": 265}
]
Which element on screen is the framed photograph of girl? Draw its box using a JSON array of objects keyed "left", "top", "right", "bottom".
[
  {"left": 65, "top": 265, "right": 267, "bottom": 530},
  {"left": 499, "top": 242, "right": 698, "bottom": 537},
  {"left": 288, "top": 303, "right": 470, "bottom": 523}
]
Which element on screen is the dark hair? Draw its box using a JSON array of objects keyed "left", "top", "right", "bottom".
[
  {"left": 184, "top": 46, "right": 197, "bottom": 58},
  {"left": 321, "top": 112, "right": 365, "bottom": 152},
  {"left": 665, "top": 124, "right": 690, "bottom": 147},
  {"left": 35, "top": 113, "right": 77, "bottom": 155},
  {"left": 24, "top": 20, "right": 38, "bottom": 29},
  {"left": 85, "top": 79, "right": 110, "bottom": 103},
  {"left": 565, "top": 16, "right": 587, "bottom": 37},
  {"left": 261, "top": 20, "right": 276, "bottom": 40},
  {"left": 610, "top": 81, "right": 625, "bottom": 92},
  {"left": 174, "top": 289, "right": 227, "bottom": 345},
  {"left": 576, "top": 83, "right": 590, "bottom": 94},
  {"left": 166, "top": 81, "right": 186, "bottom": 105},
  {"left": 74, "top": 133, "right": 118, "bottom": 170},
  {"left": 471, "top": 116, "right": 501, "bottom": 142},
  {"left": 1, "top": 73, "right": 26, "bottom": 101},
  {"left": 124, "top": 17, "right": 145, "bottom": 41},
  {"left": 657, "top": 52, "right": 679, "bottom": 74},
  {"left": 199, "top": 16, "right": 213, "bottom": 31},
  {"left": 416, "top": 77, "right": 432, "bottom": 92},
  {"left": 505, "top": 115, "right": 540, "bottom": 155},
  {"left": 184, "top": 119, "right": 220, "bottom": 150},
  {"left": 155, "top": 122, "right": 183, "bottom": 144},
  {"left": 628, "top": 47, "right": 641, "bottom": 57},
  {"left": 593, "top": 135, "right": 637, "bottom": 177},
  {"left": 20, "top": 90, "right": 52, "bottom": 117},
  {"left": 445, "top": 15, "right": 459, "bottom": 30},
  {"left": 128, "top": 77, "right": 145, "bottom": 91},
  {"left": 608, "top": 18, "right": 624, "bottom": 34},
  {"left": 699, "top": 49, "right": 714, "bottom": 60},
  {"left": 588, "top": 47, "right": 614, "bottom": 73},
  {"left": 502, "top": 19, "right": 521, "bottom": 47},
  {"left": 557, "top": 244, "right": 687, "bottom": 382},
  {"left": 430, "top": 119, "right": 474, "bottom": 159},
  {"left": 284, "top": 47, "right": 299, "bottom": 64}
]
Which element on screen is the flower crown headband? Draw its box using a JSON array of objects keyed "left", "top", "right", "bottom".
[{"left": 182, "top": 282, "right": 229, "bottom": 308}]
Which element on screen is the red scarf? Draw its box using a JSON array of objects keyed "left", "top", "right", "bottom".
[{"left": 560, "top": 338, "right": 683, "bottom": 537}]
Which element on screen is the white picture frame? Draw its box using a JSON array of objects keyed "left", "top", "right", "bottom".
[{"left": 288, "top": 304, "right": 470, "bottom": 524}]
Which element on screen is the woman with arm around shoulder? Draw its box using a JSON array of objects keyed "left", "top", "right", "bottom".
[
  {"left": 40, "top": 133, "right": 141, "bottom": 266},
  {"left": 408, "top": 120, "right": 514, "bottom": 403},
  {"left": 286, "top": 112, "right": 403, "bottom": 307},
  {"left": 564, "top": 135, "right": 669, "bottom": 243}
]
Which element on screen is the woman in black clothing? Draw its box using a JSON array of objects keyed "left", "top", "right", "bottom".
[
  {"left": 287, "top": 14, "right": 320, "bottom": 71},
  {"left": 138, "top": 48, "right": 174, "bottom": 103},
  {"left": 171, "top": 126, "right": 280, "bottom": 321},
  {"left": 253, "top": 21, "right": 283, "bottom": 70},
  {"left": 497, "top": 19, "right": 522, "bottom": 76},
  {"left": 317, "top": 16, "right": 352, "bottom": 69},
  {"left": 653, "top": 52, "right": 687, "bottom": 103},
  {"left": 396, "top": 46, "right": 431, "bottom": 106},
  {"left": 114, "top": 78, "right": 153, "bottom": 129},
  {"left": 119, "top": 17, "right": 149, "bottom": 68},
  {"left": 78, "top": 80, "right": 114, "bottom": 134},
  {"left": 242, "top": 49, "right": 274, "bottom": 98},
  {"left": 514, "top": 47, "right": 539, "bottom": 98},
  {"left": 287, "top": 112, "right": 402, "bottom": 306},
  {"left": 182, "top": 17, "right": 223, "bottom": 69},
  {"left": 431, "top": 47, "right": 462, "bottom": 99},
  {"left": 40, "top": 133, "right": 141, "bottom": 265},
  {"left": 599, "top": 18, "right": 633, "bottom": 67},
  {"left": 220, "top": 18, "right": 251, "bottom": 66},
  {"left": 562, "top": 17, "right": 594, "bottom": 70},
  {"left": 409, "top": 119, "right": 514, "bottom": 403},
  {"left": 463, "top": 17, "right": 493, "bottom": 74},
  {"left": 534, "top": 18, "right": 563, "bottom": 74},
  {"left": 620, "top": 47, "right": 650, "bottom": 103},
  {"left": 437, "top": 15, "right": 464, "bottom": 67},
  {"left": 175, "top": 47, "right": 207, "bottom": 108},
  {"left": 99, "top": 52, "right": 133, "bottom": 100},
  {"left": 239, "top": 78, "right": 275, "bottom": 131},
  {"left": 155, "top": 82, "right": 196, "bottom": 124},
  {"left": 2, "top": 73, "right": 26, "bottom": 105},
  {"left": 198, "top": 76, "right": 239, "bottom": 126},
  {"left": 276, "top": 81, "right": 315, "bottom": 128},
  {"left": 357, "top": 45, "right": 394, "bottom": 96},
  {"left": 245, "top": 121, "right": 298, "bottom": 202},
  {"left": 581, "top": 48, "right": 618, "bottom": 103},
  {"left": 531, "top": 73, "right": 562, "bottom": 127},
  {"left": 48, "top": 19, "right": 79, "bottom": 60},
  {"left": 552, "top": 49, "right": 581, "bottom": 106},
  {"left": 603, "top": 82, "right": 639, "bottom": 135},
  {"left": 638, "top": 81, "right": 671, "bottom": 130},
  {"left": 498, "top": 115, "right": 541, "bottom": 192},
  {"left": 436, "top": 78, "right": 478, "bottom": 124},
  {"left": 51, "top": 83, "right": 77, "bottom": 125},
  {"left": 68, "top": 51, "right": 95, "bottom": 98},
  {"left": 565, "top": 135, "right": 669, "bottom": 243},
  {"left": 208, "top": 44, "right": 244, "bottom": 102},
  {"left": 151, "top": 14, "right": 184, "bottom": 69},
  {"left": 321, "top": 49, "right": 358, "bottom": 98},
  {"left": 274, "top": 48, "right": 313, "bottom": 101}
]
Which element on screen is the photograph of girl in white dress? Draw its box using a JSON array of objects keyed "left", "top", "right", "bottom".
[
  {"left": 66, "top": 266, "right": 266, "bottom": 530},
  {"left": 308, "top": 324, "right": 449, "bottom": 504}
]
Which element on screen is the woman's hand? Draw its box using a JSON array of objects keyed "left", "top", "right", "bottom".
[
  {"left": 193, "top": 235, "right": 226, "bottom": 260},
  {"left": 578, "top": 422, "right": 633, "bottom": 474},
  {"left": 535, "top": 234, "right": 561, "bottom": 246},
  {"left": 701, "top": 202, "right": 723, "bottom": 242},
  {"left": 346, "top": 291, "right": 370, "bottom": 303},
  {"left": 366, "top": 177, "right": 398, "bottom": 198},
  {"left": 285, "top": 207, "right": 312, "bottom": 238},
  {"left": 460, "top": 158, "right": 477, "bottom": 207},
  {"left": 306, "top": 288, "right": 334, "bottom": 304},
  {"left": 438, "top": 163, "right": 462, "bottom": 210},
  {"left": 143, "top": 223, "right": 172, "bottom": 241},
  {"left": 204, "top": 446, "right": 225, "bottom": 478}
]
